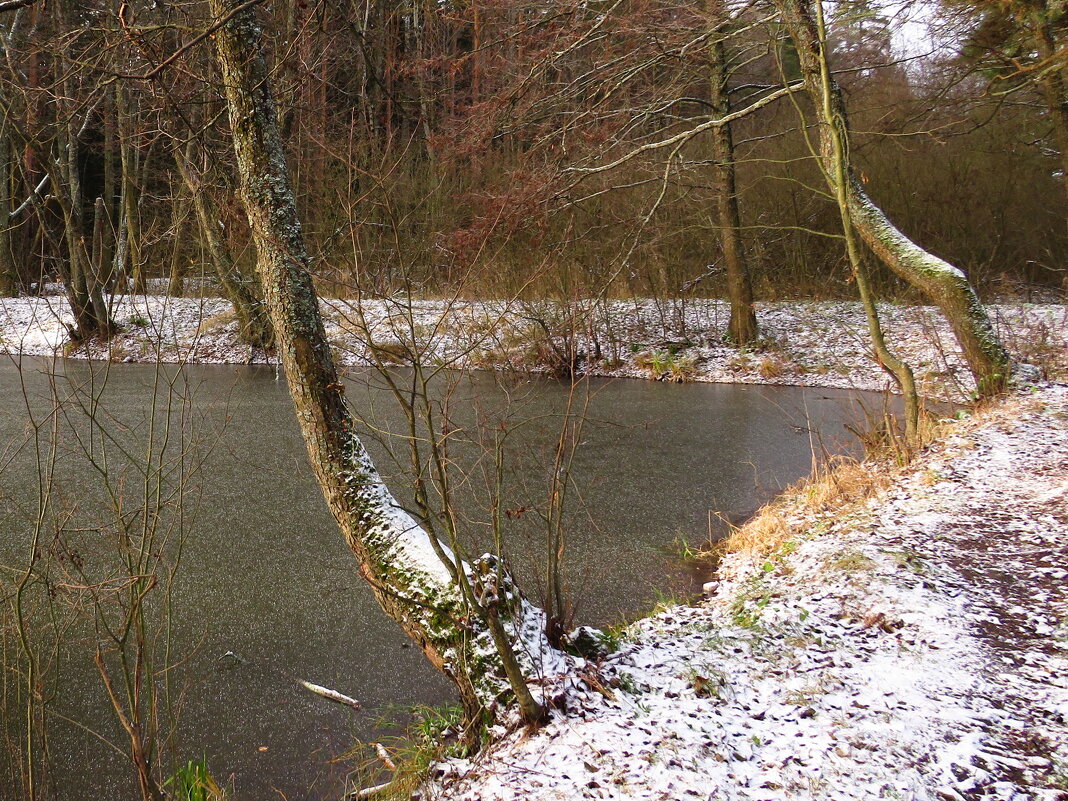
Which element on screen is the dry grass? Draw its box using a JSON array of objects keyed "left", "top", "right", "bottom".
[
  {"left": 719, "top": 410, "right": 956, "bottom": 558},
  {"left": 722, "top": 506, "right": 793, "bottom": 556},
  {"left": 368, "top": 340, "right": 412, "bottom": 364},
  {"left": 720, "top": 459, "right": 891, "bottom": 557},
  {"left": 635, "top": 349, "right": 698, "bottom": 382},
  {"left": 196, "top": 309, "right": 236, "bottom": 335},
  {"left": 757, "top": 356, "right": 786, "bottom": 379}
]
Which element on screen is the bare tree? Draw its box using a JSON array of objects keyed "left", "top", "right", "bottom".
[
  {"left": 776, "top": 0, "right": 1012, "bottom": 395},
  {"left": 808, "top": 0, "right": 920, "bottom": 440},
  {"left": 208, "top": 0, "right": 565, "bottom": 729},
  {"left": 173, "top": 142, "right": 275, "bottom": 350},
  {"left": 708, "top": 0, "right": 759, "bottom": 344}
]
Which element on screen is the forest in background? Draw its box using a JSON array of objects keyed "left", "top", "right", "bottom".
[
  {"left": 1, "top": 0, "right": 1065, "bottom": 314},
  {"left": 2, "top": 3, "right": 1068, "bottom": 799}
]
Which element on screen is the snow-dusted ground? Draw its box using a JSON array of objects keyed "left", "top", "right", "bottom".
[
  {"left": 4, "top": 293, "right": 1066, "bottom": 799},
  {"left": 1, "top": 295, "right": 1064, "bottom": 402},
  {"left": 429, "top": 385, "right": 1068, "bottom": 800}
]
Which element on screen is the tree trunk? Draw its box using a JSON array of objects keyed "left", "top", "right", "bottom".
[
  {"left": 209, "top": 0, "right": 557, "bottom": 727},
  {"left": 776, "top": 0, "right": 1011, "bottom": 395},
  {"left": 53, "top": 59, "right": 112, "bottom": 340},
  {"left": 811, "top": 0, "right": 919, "bottom": 441},
  {"left": 0, "top": 133, "right": 16, "bottom": 295},
  {"left": 101, "top": 86, "right": 117, "bottom": 286},
  {"left": 166, "top": 182, "right": 187, "bottom": 298},
  {"left": 116, "top": 84, "right": 144, "bottom": 295},
  {"left": 707, "top": 0, "right": 758, "bottom": 345},
  {"left": 89, "top": 197, "right": 112, "bottom": 324},
  {"left": 1033, "top": 12, "right": 1068, "bottom": 228},
  {"left": 173, "top": 147, "right": 275, "bottom": 350}
]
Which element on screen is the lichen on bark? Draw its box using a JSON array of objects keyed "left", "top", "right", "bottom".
[{"left": 209, "top": 0, "right": 568, "bottom": 730}]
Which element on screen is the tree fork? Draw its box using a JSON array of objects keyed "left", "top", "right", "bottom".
[
  {"left": 811, "top": 0, "right": 919, "bottom": 441},
  {"left": 776, "top": 0, "right": 1011, "bottom": 396}
]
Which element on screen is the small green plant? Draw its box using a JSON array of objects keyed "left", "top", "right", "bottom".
[
  {"left": 164, "top": 760, "right": 223, "bottom": 801},
  {"left": 670, "top": 533, "right": 703, "bottom": 561},
  {"left": 349, "top": 704, "right": 467, "bottom": 800},
  {"left": 129, "top": 314, "right": 151, "bottom": 328},
  {"left": 409, "top": 704, "right": 464, "bottom": 747},
  {"left": 885, "top": 549, "right": 928, "bottom": 574},
  {"left": 597, "top": 626, "right": 624, "bottom": 653},
  {"left": 730, "top": 593, "right": 771, "bottom": 628},
  {"left": 650, "top": 588, "right": 683, "bottom": 616},
  {"left": 634, "top": 349, "right": 697, "bottom": 382},
  {"left": 616, "top": 671, "right": 639, "bottom": 695},
  {"left": 830, "top": 550, "right": 875, "bottom": 573},
  {"left": 729, "top": 574, "right": 774, "bottom": 628},
  {"left": 777, "top": 540, "right": 800, "bottom": 557}
]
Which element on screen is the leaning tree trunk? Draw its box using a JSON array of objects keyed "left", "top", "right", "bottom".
[
  {"left": 209, "top": 0, "right": 559, "bottom": 727},
  {"left": 811, "top": 0, "right": 919, "bottom": 441},
  {"left": 707, "top": 0, "right": 758, "bottom": 345},
  {"left": 173, "top": 147, "right": 275, "bottom": 350},
  {"left": 776, "top": 0, "right": 1011, "bottom": 396}
]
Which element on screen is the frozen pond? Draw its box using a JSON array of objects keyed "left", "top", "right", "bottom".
[{"left": 0, "top": 358, "right": 895, "bottom": 800}]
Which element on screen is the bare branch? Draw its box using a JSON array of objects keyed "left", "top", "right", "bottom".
[
  {"left": 569, "top": 82, "right": 806, "bottom": 176},
  {"left": 112, "top": 0, "right": 266, "bottom": 81},
  {"left": 0, "top": 0, "right": 37, "bottom": 13}
]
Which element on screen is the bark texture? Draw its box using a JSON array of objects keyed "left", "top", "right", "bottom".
[
  {"left": 209, "top": 0, "right": 559, "bottom": 725},
  {"left": 0, "top": 133, "right": 16, "bottom": 295},
  {"left": 811, "top": 0, "right": 920, "bottom": 441},
  {"left": 174, "top": 147, "right": 275, "bottom": 350},
  {"left": 116, "top": 84, "right": 144, "bottom": 294},
  {"left": 708, "top": 0, "right": 758, "bottom": 345},
  {"left": 777, "top": 0, "right": 1011, "bottom": 395}
]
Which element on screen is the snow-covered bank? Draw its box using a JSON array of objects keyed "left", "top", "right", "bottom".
[
  {"left": 427, "top": 385, "right": 1068, "bottom": 801},
  {"left": 1, "top": 295, "right": 1064, "bottom": 402}
]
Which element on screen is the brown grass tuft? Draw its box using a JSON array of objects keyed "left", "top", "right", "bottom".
[
  {"left": 719, "top": 410, "right": 956, "bottom": 558},
  {"left": 757, "top": 356, "right": 785, "bottom": 379},
  {"left": 722, "top": 506, "right": 792, "bottom": 555},
  {"left": 196, "top": 309, "right": 236, "bottom": 335}
]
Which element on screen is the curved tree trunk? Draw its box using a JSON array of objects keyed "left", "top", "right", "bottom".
[
  {"left": 811, "top": 0, "right": 919, "bottom": 441},
  {"left": 777, "top": 0, "right": 1011, "bottom": 396},
  {"left": 209, "top": 0, "right": 559, "bottom": 727}
]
